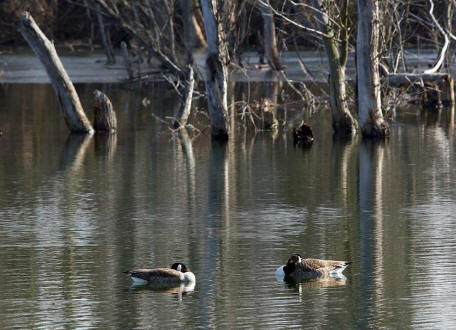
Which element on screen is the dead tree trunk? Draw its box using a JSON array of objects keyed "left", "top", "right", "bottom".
[
  {"left": 258, "top": 0, "right": 283, "bottom": 70},
  {"left": 93, "top": 90, "right": 117, "bottom": 132},
  {"left": 173, "top": 65, "right": 195, "bottom": 128},
  {"left": 173, "top": 0, "right": 196, "bottom": 129},
  {"left": 357, "top": 0, "right": 389, "bottom": 138},
  {"left": 95, "top": 2, "right": 115, "bottom": 64},
  {"left": 19, "top": 12, "right": 93, "bottom": 134},
  {"left": 120, "top": 41, "right": 134, "bottom": 79},
  {"left": 312, "top": 0, "right": 358, "bottom": 136},
  {"left": 200, "top": 0, "right": 229, "bottom": 141}
]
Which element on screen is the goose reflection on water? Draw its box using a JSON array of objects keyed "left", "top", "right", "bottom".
[
  {"left": 128, "top": 280, "right": 196, "bottom": 294},
  {"left": 128, "top": 281, "right": 196, "bottom": 303}
]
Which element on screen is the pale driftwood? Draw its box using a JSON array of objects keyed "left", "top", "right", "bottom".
[
  {"left": 312, "top": 0, "right": 358, "bottom": 136},
  {"left": 258, "top": 0, "right": 283, "bottom": 71},
  {"left": 95, "top": 3, "right": 115, "bottom": 64},
  {"left": 93, "top": 90, "right": 117, "bottom": 132},
  {"left": 200, "top": 0, "right": 229, "bottom": 141},
  {"left": 19, "top": 12, "right": 93, "bottom": 134},
  {"left": 120, "top": 41, "right": 134, "bottom": 79},
  {"left": 357, "top": 0, "right": 389, "bottom": 137},
  {"left": 173, "top": 65, "right": 195, "bottom": 129},
  {"left": 424, "top": 0, "right": 449, "bottom": 74}
]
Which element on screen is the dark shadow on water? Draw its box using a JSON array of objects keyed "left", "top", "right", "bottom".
[{"left": 94, "top": 132, "right": 117, "bottom": 160}]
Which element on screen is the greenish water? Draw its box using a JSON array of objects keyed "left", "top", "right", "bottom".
[{"left": 1, "top": 83, "right": 456, "bottom": 328}]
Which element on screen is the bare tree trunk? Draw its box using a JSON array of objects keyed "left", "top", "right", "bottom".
[
  {"left": 19, "top": 12, "right": 93, "bottom": 134},
  {"left": 312, "top": 0, "right": 358, "bottom": 135},
  {"left": 258, "top": 0, "right": 283, "bottom": 70},
  {"left": 200, "top": 0, "right": 229, "bottom": 141},
  {"left": 120, "top": 41, "right": 134, "bottom": 79},
  {"left": 93, "top": 90, "right": 117, "bottom": 132},
  {"left": 173, "top": 0, "right": 196, "bottom": 128},
  {"left": 173, "top": 65, "right": 195, "bottom": 128},
  {"left": 83, "top": 0, "right": 95, "bottom": 52},
  {"left": 95, "top": 2, "right": 115, "bottom": 64},
  {"left": 357, "top": 0, "right": 389, "bottom": 137}
]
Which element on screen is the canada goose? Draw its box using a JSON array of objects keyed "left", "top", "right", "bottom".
[
  {"left": 276, "top": 254, "right": 352, "bottom": 280},
  {"left": 124, "top": 262, "right": 196, "bottom": 286}
]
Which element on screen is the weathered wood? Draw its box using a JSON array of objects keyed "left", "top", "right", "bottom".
[
  {"left": 93, "top": 90, "right": 117, "bottom": 132},
  {"left": 120, "top": 41, "right": 134, "bottom": 79},
  {"left": 258, "top": 0, "right": 283, "bottom": 71},
  {"left": 387, "top": 73, "right": 455, "bottom": 106},
  {"left": 172, "top": 0, "right": 196, "bottom": 129},
  {"left": 312, "top": 0, "right": 358, "bottom": 136},
  {"left": 387, "top": 73, "right": 452, "bottom": 86},
  {"left": 200, "top": 0, "right": 229, "bottom": 141},
  {"left": 173, "top": 65, "right": 195, "bottom": 129},
  {"left": 19, "top": 12, "right": 93, "bottom": 134},
  {"left": 357, "top": 0, "right": 389, "bottom": 138}
]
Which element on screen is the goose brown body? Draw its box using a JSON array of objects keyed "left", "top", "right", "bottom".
[
  {"left": 124, "top": 263, "right": 195, "bottom": 285},
  {"left": 124, "top": 268, "right": 186, "bottom": 284},
  {"left": 283, "top": 254, "right": 352, "bottom": 280}
]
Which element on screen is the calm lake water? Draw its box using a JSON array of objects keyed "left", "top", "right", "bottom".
[{"left": 1, "top": 83, "right": 456, "bottom": 329}]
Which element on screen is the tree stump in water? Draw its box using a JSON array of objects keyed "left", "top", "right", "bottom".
[
  {"left": 293, "top": 122, "right": 314, "bottom": 145},
  {"left": 93, "top": 90, "right": 117, "bottom": 132}
]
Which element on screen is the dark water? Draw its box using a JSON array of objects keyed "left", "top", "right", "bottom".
[{"left": 1, "top": 83, "right": 456, "bottom": 329}]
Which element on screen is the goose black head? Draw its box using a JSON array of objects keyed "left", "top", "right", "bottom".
[
  {"left": 171, "top": 263, "right": 190, "bottom": 273},
  {"left": 283, "top": 254, "right": 302, "bottom": 276}
]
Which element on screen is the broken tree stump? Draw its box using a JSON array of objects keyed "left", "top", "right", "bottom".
[
  {"left": 93, "top": 90, "right": 117, "bottom": 132},
  {"left": 293, "top": 122, "right": 314, "bottom": 145},
  {"left": 387, "top": 73, "right": 455, "bottom": 108},
  {"left": 19, "top": 12, "right": 93, "bottom": 134}
]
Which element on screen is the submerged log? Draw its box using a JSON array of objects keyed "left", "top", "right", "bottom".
[
  {"left": 19, "top": 12, "right": 93, "bottom": 134},
  {"left": 387, "top": 73, "right": 455, "bottom": 106},
  {"left": 93, "top": 90, "right": 117, "bottom": 132}
]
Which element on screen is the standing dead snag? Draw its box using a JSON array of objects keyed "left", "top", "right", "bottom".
[
  {"left": 94, "top": 2, "right": 116, "bottom": 64},
  {"left": 200, "top": 0, "right": 229, "bottom": 141},
  {"left": 312, "top": 0, "right": 358, "bottom": 136},
  {"left": 357, "top": 0, "right": 389, "bottom": 138},
  {"left": 120, "top": 41, "right": 134, "bottom": 80},
  {"left": 19, "top": 12, "right": 93, "bottom": 134},
  {"left": 93, "top": 90, "right": 117, "bottom": 132},
  {"left": 258, "top": 0, "right": 283, "bottom": 71},
  {"left": 173, "top": 0, "right": 196, "bottom": 129}
]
